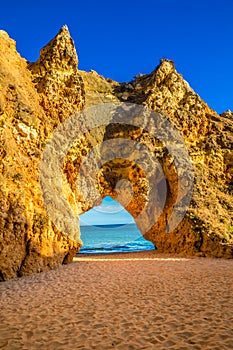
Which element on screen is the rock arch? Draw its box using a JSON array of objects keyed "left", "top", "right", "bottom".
[
  {"left": 41, "top": 101, "right": 232, "bottom": 259},
  {"left": 41, "top": 102, "right": 194, "bottom": 253},
  {"left": 1, "top": 27, "right": 233, "bottom": 281}
]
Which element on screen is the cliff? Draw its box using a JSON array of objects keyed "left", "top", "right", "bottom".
[
  {"left": 76, "top": 61, "right": 233, "bottom": 257},
  {"left": 0, "top": 26, "right": 232, "bottom": 280},
  {"left": 0, "top": 27, "right": 84, "bottom": 281}
]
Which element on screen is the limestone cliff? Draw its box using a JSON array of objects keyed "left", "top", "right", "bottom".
[
  {"left": 113, "top": 60, "right": 233, "bottom": 255},
  {"left": 0, "top": 27, "right": 232, "bottom": 281},
  {"left": 0, "top": 27, "right": 84, "bottom": 281},
  {"left": 29, "top": 25, "right": 85, "bottom": 125},
  {"left": 71, "top": 62, "right": 233, "bottom": 258}
]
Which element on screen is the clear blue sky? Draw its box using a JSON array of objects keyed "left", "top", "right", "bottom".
[
  {"left": 80, "top": 197, "right": 134, "bottom": 226},
  {"left": 1, "top": 0, "right": 233, "bottom": 113}
]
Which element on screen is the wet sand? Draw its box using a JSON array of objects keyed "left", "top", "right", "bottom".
[{"left": 0, "top": 250, "right": 233, "bottom": 349}]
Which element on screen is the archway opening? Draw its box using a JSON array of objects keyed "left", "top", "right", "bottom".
[{"left": 79, "top": 196, "right": 155, "bottom": 254}]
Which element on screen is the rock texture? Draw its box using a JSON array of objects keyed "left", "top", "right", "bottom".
[
  {"left": 0, "top": 27, "right": 232, "bottom": 280},
  {"left": 0, "top": 27, "right": 84, "bottom": 281},
  {"left": 77, "top": 59, "right": 233, "bottom": 257},
  {"left": 113, "top": 60, "right": 233, "bottom": 255},
  {"left": 29, "top": 25, "right": 85, "bottom": 125}
]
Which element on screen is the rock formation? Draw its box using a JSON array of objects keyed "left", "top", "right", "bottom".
[
  {"left": 73, "top": 61, "right": 233, "bottom": 258},
  {"left": 0, "top": 27, "right": 84, "bottom": 281},
  {"left": 0, "top": 26, "right": 232, "bottom": 280}
]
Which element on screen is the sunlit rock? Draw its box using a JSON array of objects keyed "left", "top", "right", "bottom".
[{"left": 0, "top": 26, "right": 232, "bottom": 281}]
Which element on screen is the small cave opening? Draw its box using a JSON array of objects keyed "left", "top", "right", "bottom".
[{"left": 79, "top": 196, "right": 155, "bottom": 254}]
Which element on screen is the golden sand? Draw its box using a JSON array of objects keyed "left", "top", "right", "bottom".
[{"left": 0, "top": 251, "right": 233, "bottom": 349}]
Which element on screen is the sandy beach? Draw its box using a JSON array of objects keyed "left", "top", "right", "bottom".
[{"left": 0, "top": 250, "right": 233, "bottom": 350}]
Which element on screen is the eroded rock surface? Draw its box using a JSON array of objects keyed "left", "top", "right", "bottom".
[
  {"left": 113, "top": 60, "right": 233, "bottom": 256},
  {"left": 76, "top": 59, "right": 233, "bottom": 257},
  {"left": 0, "top": 27, "right": 84, "bottom": 281},
  {"left": 0, "top": 27, "right": 232, "bottom": 280}
]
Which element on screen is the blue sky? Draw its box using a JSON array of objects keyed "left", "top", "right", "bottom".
[
  {"left": 80, "top": 197, "right": 134, "bottom": 226},
  {"left": 1, "top": 0, "right": 233, "bottom": 113},
  {"left": 2, "top": 1, "right": 232, "bottom": 225}
]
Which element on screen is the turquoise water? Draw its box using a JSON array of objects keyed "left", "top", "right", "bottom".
[{"left": 79, "top": 223, "right": 155, "bottom": 254}]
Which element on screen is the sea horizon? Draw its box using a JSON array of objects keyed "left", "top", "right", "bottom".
[
  {"left": 79, "top": 222, "right": 155, "bottom": 254},
  {"left": 80, "top": 222, "right": 135, "bottom": 228}
]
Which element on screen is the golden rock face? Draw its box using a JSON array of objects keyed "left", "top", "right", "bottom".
[
  {"left": 78, "top": 59, "right": 233, "bottom": 257},
  {"left": 0, "top": 27, "right": 233, "bottom": 280},
  {"left": 0, "top": 28, "right": 84, "bottom": 281},
  {"left": 28, "top": 25, "right": 85, "bottom": 124}
]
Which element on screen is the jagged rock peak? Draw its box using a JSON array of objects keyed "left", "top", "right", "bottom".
[
  {"left": 28, "top": 25, "right": 84, "bottom": 124},
  {"left": 60, "top": 24, "right": 70, "bottom": 33},
  {"left": 156, "top": 58, "right": 175, "bottom": 73},
  {"left": 31, "top": 24, "right": 78, "bottom": 71},
  {"left": 152, "top": 58, "right": 188, "bottom": 87},
  {"left": 221, "top": 109, "right": 233, "bottom": 120}
]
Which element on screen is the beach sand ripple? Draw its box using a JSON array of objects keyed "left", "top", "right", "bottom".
[{"left": 0, "top": 251, "right": 233, "bottom": 349}]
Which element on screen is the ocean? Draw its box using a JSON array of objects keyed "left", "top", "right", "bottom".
[{"left": 79, "top": 223, "right": 155, "bottom": 254}]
